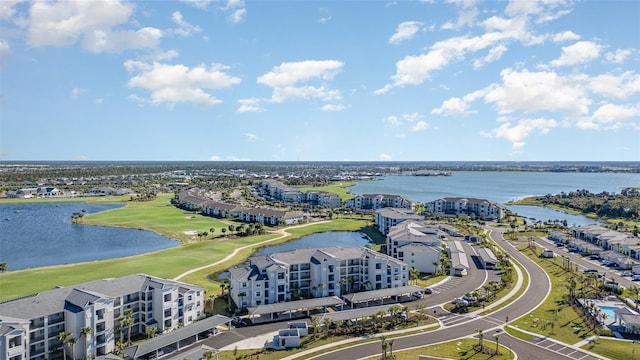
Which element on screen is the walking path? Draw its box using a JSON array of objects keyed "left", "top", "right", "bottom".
[{"left": 173, "top": 221, "right": 330, "bottom": 281}]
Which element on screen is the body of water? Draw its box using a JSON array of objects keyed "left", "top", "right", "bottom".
[
  {"left": 255, "top": 231, "right": 371, "bottom": 256},
  {"left": 349, "top": 172, "right": 640, "bottom": 226},
  {"left": 0, "top": 202, "right": 179, "bottom": 270}
]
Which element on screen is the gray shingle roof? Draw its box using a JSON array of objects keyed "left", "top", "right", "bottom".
[{"left": 342, "top": 285, "right": 423, "bottom": 304}]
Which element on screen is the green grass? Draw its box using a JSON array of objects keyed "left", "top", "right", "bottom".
[
  {"left": 581, "top": 338, "right": 639, "bottom": 360},
  {"left": 299, "top": 182, "right": 356, "bottom": 201},
  {"left": 504, "top": 326, "right": 534, "bottom": 341},
  {"left": 362, "top": 338, "right": 515, "bottom": 360},
  {"left": 510, "top": 246, "right": 593, "bottom": 344},
  {"left": 0, "top": 193, "right": 372, "bottom": 302}
]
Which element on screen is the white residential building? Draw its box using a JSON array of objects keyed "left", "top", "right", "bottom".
[
  {"left": 386, "top": 221, "right": 446, "bottom": 274},
  {"left": 425, "top": 197, "right": 506, "bottom": 220},
  {"left": 346, "top": 194, "right": 414, "bottom": 211},
  {"left": 374, "top": 208, "right": 423, "bottom": 235},
  {"left": 0, "top": 274, "right": 204, "bottom": 360},
  {"left": 228, "top": 246, "right": 408, "bottom": 309}
]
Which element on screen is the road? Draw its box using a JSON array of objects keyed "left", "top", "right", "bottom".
[{"left": 305, "top": 228, "right": 606, "bottom": 360}]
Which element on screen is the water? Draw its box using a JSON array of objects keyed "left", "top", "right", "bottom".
[
  {"left": 255, "top": 231, "right": 371, "bottom": 256},
  {"left": 349, "top": 172, "right": 639, "bottom": 225},
  {"left": 598, "top": 305, "right": 619, "bottom": 319},
  {"left": 0, "top": 202, "right": 179, "bottom": 270}
]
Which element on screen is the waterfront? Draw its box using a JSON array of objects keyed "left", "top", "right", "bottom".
[
  {"left": 349, "top": 172, "right": 639, "bottom": 226},
  {"left": 0, "top": 202, "right": 179, "bottom": 270}
]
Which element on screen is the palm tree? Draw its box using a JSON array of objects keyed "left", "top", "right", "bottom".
[
  {"left": 80, "top": 326, "right": 92, "bottom": 360},
  {"left": 322, "top": 318, "right": 333, "bottom": 335},
  {"left": 494, "top": 334, "right": 500, "bottom": 354},
  {"left": 209, "top": 293, "right": 216, "bottom": 315},
  {"left": 310, "top": 316, "right": 320, "bottom": 339},
  {"left": 388, "top": 339, "right": 394, "bottom": 359},
  {"left": 237, "top": 291, "right": 247, "bottom": 309},
  {"left": 145, "top": 325, "right": 157, "bottom": 339},
  {"left": 380, "top": 335, "right": 388, "bottom": 360},
  {"left": 0, "top": 262, "right": 7, "bottom": 272},
  {"left": 57, "top": 332, "right": 70, "bottom": 360},
  {"left": 121, "top": 308, "right": 134, "bottom": 345},
  {"left": 339, "top": 277, "right": 347, "bottom": 294},
  {"left": 477, "top": 328, "right": 484, "bottom": 351},
  {"left": 203, "top": 350, "right": 215, "bottom": 360},
  {"left": 68, "top": 336, "right": 77, "bottom": 360}
]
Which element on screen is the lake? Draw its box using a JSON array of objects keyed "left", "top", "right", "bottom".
[
  {"left": 0, "top": 202, "right": 179, "bottom": 270},
  {"left": 348, "top": 172, "right": 640, "bottom": 226}
]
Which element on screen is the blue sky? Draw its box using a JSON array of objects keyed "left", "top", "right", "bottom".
[{"left": 1, "top": 0, "right": 639, "bottom": 162}]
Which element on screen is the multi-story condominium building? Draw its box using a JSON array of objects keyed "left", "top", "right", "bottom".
[
  {"left": 0, "top": 274, "right": 204, "bottom": 360},
  {"left": 425, "top": 197, "right": 505, "bottom": 220},
  {"left": 237, "top": 208, "right": 305, "bottom": 226},
  {"left": 259, "top": 180, "right": 342, "bottom": 208},
  {"left": 228, "top": 246, "right": 408, "bottom": 309},
  {"left": 386, "top": 221, "right": 446, "bottom": 274},
  {"left": 345, "top": 194, "right": 414, "bottom": 211},
  {"left": 374, "top": 208, "right": 423, "bottom": 235}
]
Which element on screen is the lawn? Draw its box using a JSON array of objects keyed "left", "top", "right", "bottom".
[
  {"left": 362, "top": 338, "right": 514, "bottom": 360},
  {"left": 0, "top": 192, "right": 372, "bottom": 302},
  {"left": 581, "top": 337, "right": 640, "bottom": 359},
  {"left": 299, "top": 182, "right": 356, "bottom": 201},
  {"left": 510, "top": 246, "right": 594, "bottom": 344}
]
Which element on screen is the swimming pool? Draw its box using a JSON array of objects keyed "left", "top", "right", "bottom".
[{"left": 598, "top": 305, "right": 620, "bottom": 319}]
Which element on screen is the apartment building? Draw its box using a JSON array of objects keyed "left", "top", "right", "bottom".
[
  {"left": 0, "top": 274, "right": 204, "bottom": 360},
  {"left": 374, "top": 208, "right": 423, "bottom": 235},
  {"left": 228, "top": 246, "right": 408, "bottom": 309},
  {"left": 425, "top": 197, "right": 505, "bottom": 220},
  {"left": 386, "top": 221, "right": 446, "bottom": 274},
  {"left": 259, "top": 180, "right": 342, "bottom": 208},
  {"left": 346, "top": 194, "right": 414, "bottom": 211}
]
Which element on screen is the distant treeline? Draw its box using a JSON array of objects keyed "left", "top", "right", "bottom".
[{"left": 536, "top": 188, "right": 640, "bottom": 221}]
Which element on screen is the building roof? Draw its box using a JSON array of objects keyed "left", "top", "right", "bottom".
[
  {"left": 342, "top": 285, "right": 423, "bottom": 304},
  {"left": 122, "top": 315, "right": 231, "bottom": 359},
  {"left": 247, "top": 296, "right": 345, "bottom": 317},
  {"left": 450, "top": 251, "right": 470, "bottom": 270},
  {"left": 375, "top": 208, "right": 421, "bottom": 220},
  {"left": 315, "top": 304, "right": 394, "bottom": 323},
  {"left": 476, "top": 247, "right": 498, "bottom": 263}
]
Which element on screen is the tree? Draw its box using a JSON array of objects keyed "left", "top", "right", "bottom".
[
  {"left": 388, "top": 339, "right": 394, "bottom": 359},
  {"left": 494, "top": 334, "right": 500, "bottom": 354},
  {"left": 120, "top": 308, "right": 134, "bottom": 345},
  {"left": 68, "top": 336, "right": 77, "bottom": 360},
  {"left": 322, "top": 318, "right": 333, "bottom": 336},
  {"left": 57, "top": 332, "right": 70, "bottom": 360},
  {"left": 203, "top": 350, "right": 215, "bottom": 360},
  {"left": 237, "top": 291, "right": 247, "bottom": 309},
  {"left": 0, "top": 262, "right": 7, "bottom": 272},
  {"left": 145, "top": 325, "right": 157, "bottom": 339},
  {"left": 477, "top": 328, "right": 484, "bottom": 351},
  {"left": 209, "top": 294, "right": 216, "bottom": 315},
  {"left": 339, "top": 277, "right": 347, "bottom": 294},
  {"left": 310, "top": 316, "right": 320, "bottom": 339},
  {"left": 80, "top": 326, "right": 92, "bottom": 360},
  {"left": 380, "top": 335, "right": 388, "bottom": 360}
]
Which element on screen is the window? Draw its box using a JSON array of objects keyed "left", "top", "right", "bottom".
[
  {"left": 376, "top": 274, "right": 382, "bottom": 281},
  {"left": 375, "top": 263, "right": 382, "bottom": 270},
  {"left": 242, "top": 282, "right": 247, "bottom": 288},
  {"left": 277, "top": 272, "right": 285, "bottom": 280},
  {"left": 164, "top": 294, "right": 171, "bottom": 302},
  {"left": 256, "top": 291, "right": 261, "bottom": 297}
]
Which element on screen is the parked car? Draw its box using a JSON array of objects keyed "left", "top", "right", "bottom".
[
  {"left": 463, "top": 295, "right": 478, "bottom": 302},
  {"left": 583, "top": 269, "right": 598, "bottom": 274},
  {"left": 452, "top": 297, "right": 469, "bottom": 306},
  {"left": 621, "top": 271, "right": 633, "bottom": 277},
  {"left": 633, "top": 274, "right": 640, "bottom": 281},
  {"left": 424, "top": 287, "right": 433, "bottom": 294}
]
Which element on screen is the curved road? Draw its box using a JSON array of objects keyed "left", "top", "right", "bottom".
[{"left": 307, "top": 228, "right": 604, "bottom": 360}]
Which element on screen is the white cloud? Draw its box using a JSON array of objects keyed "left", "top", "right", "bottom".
[
  {"left": 585, "top": 72, "right": 640, "bottom": 99},
  {"left": 71, "top": 87, "right": 86, "bottom": 99},
  {"left": 229, "top": 8, "right": 246, "bottom": 23},
  {"left": 411, "top": 121, "right": 430, "bottom": 132},
  {"left": 73, "top": 155, "right": 89, "bottom": 161},
  {"left": 170, "top": 11, "right": 201, "bottom": 37},
  {"left": 95, "top": 98, "right": 103, "bottom": 104},
  {"left": 482, "top": 118, "right": 558, "bottom": 148},
  {"left": 245, "top": 133, "right": 258, "bottom": 142},
  {"left": 384, "top": 113, "right": 423, "bottom": 125},
  {"left": 605, "top": 49, "right": 633, "bottom": 64},
  {"left": 389, "top": 21, "right": 423, "bottom": 45},
  {"left": 550, "top": 41, "right": 601, "bottom": 67},
  {"left": 180, "top": 0, "right": 213, "bottom": 9},
  {"left": 552, "top": 31, "right": 580, "bottom": 42},
  {"left": 0, "top": 0, "right": 24, "bottom": 20},
  {"left": 582, "top": 103, "right": 640, "bottom": 129},
  {"left": 237, "top": 98, "right": 263, "bottom": 113},
  {"left": 473, "top": 44, "right": 508, "bottom": 68},
  {"left": 484, "top": 68, "right": 591, "bottom": 117},
  {"left": 379, "top": 153, "right": 392, "bottom": 161},
  {"left": 384, "top": 115, "right": 401, "bottom": 126},
  {"left": 27, "top": 0, "right": 162, "bottom": 53},
  {"left": 321, "top": 104, "right": 344, "bottom": 112},
  {"left": 124, "top": 61, "right": 241, "bottom": 106},
  {"left": 319, "top": 16, "right": 331, "bottom": 24},
  {"left": 257, "top": 60, "right": 344, "bottom": 103},
  {"left": 208, "top": 155, "right": 222, "bottom": 160},
  {"left": 0, "top": 40, "right": 10, "bottom": 61},
  {"left": 432, "top": 97, "right": 471, "bottom": 116}
]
